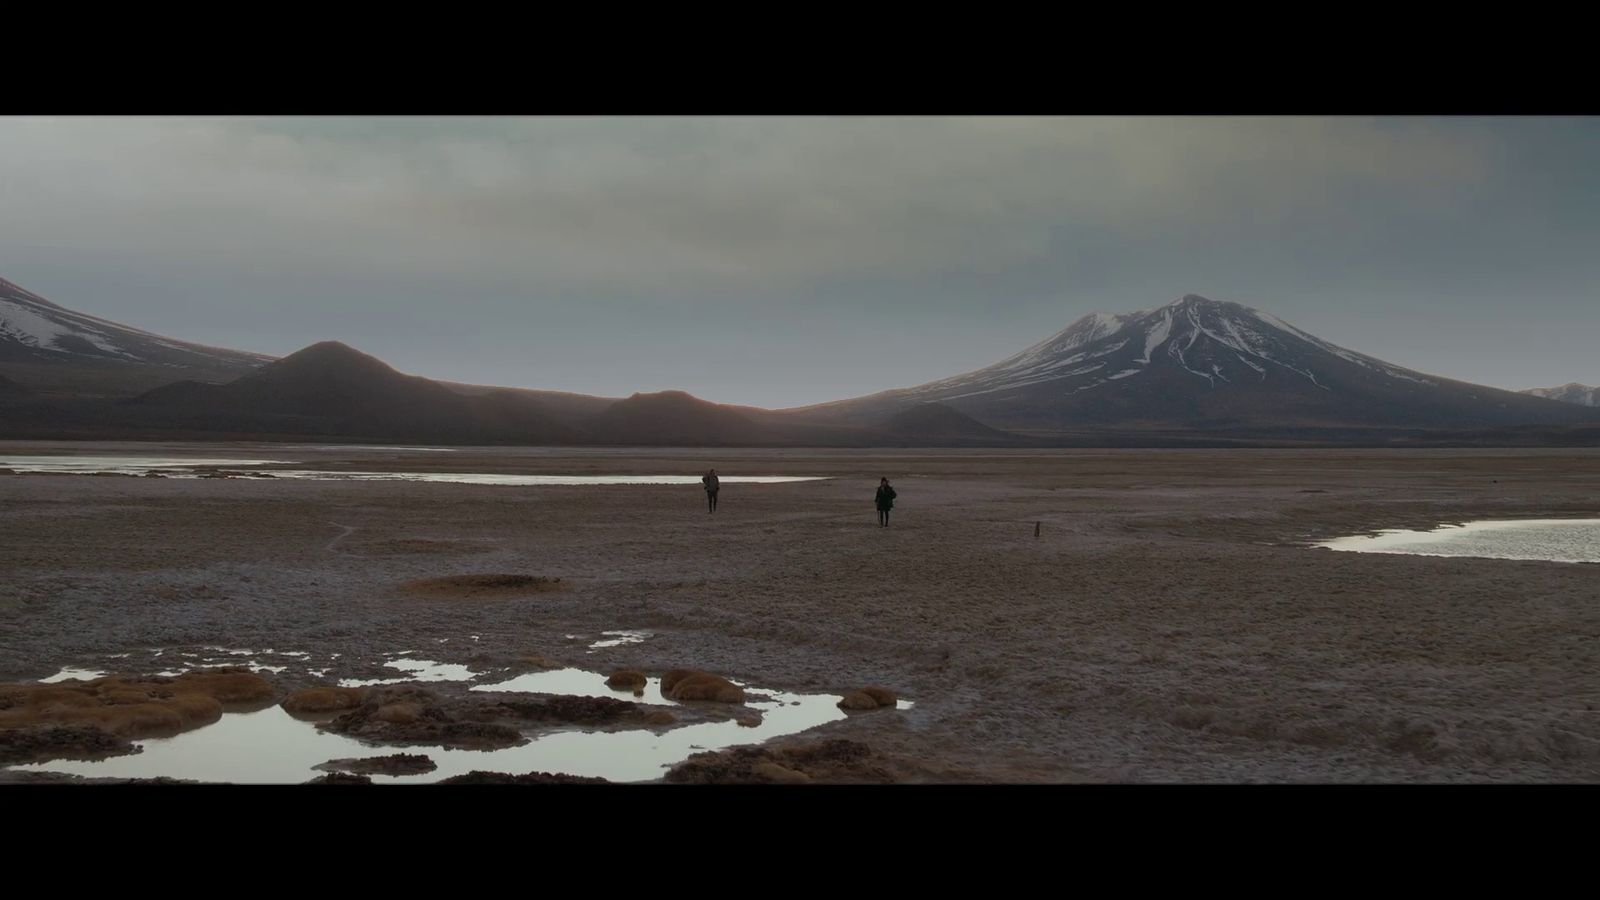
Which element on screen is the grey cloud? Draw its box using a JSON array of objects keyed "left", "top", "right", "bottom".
[
  {"left": 0, "top": 116, "right": 1593, "bottom": 406},
  {"left": 0, "top": 116, "right": 1495, "bottom": 289}
]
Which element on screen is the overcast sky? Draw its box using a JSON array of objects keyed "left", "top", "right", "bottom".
[{"left": 2, "top": 116, "right": 1596, "bottom": 406}]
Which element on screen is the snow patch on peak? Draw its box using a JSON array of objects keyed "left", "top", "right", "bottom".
[
  {"left": 1060, "top": 310, "right": 1128, "bottom": 349},
  {"left": 0, "top": 298, "right": 75, "bottom": 348},
  {"left": 1161, "top": 293, "right": 1232, "bottom": 310},
  {"left": 1, "top": 297, "right": 137, "bottom": 359},
  {"left": 883, "top": 292, "right": 1458, "bottom": 406},
  {"left": 1, "top": 276, "right": 273, "bottom": 370},
  {"left": 1137, "top": 309, "right": 1175, "bottom": 363},
  {"left": 1085, "top": 311, "right": 1125, "bottom": 333},
  {"left": 1521, "top": 382, "right": 1600, "bottom": 407}
]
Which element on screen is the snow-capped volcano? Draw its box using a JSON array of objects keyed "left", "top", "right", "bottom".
[
  {"left": 795, "top": 294, "right": 1599, "bottom": 432},
  {"left": 0, "top": 275, "right": 272, "bottom": 397},
  {"left": 905, "top": 294, "right": 1435, "bottom": 400},
  {"left": 0, "top": 276, "right": 271, "bottom": 369},
  {"left": 1521, "top": 382, "right": 1600, "bottom": 407}
]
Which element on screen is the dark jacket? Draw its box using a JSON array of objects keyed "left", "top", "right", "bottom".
[
  {"left": 875, "top": 484, "right": 896, "bottom": 510},
  {"left": 703, "top": 474, "right": 719, "bottom": 493}
]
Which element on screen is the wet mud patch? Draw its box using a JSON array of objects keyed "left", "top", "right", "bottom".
[
  {"left": 308, "top": 772, "right": 373, "bottom": 784},
  {"left": 338, "top": 657, "right": 479, "bottom": 687},
  {"left": 353, "top": 538, "right": 497, "bottom": 557},
  {"left": 514, "top": 655, "right": 565, "bottom": 671},
  {"left": 315, "top": 753, "right": 437, "bottom": 776},
  {"left": 320, "top": 684, "right": 724, "bottom": 751},
  {"left": 399, "top": 574, "right": 567, "bottom": 599},
  {"left": 484, "top": 693, "right": 654, "bottom": 728},
  {"left": 437, "top": 770, "right": 611, "bottom": 784},
  {"left": 666, "top": 739, "right": 898, "bottom": 784},
  {"left": 0, "top": 724, "right": 137, "bottom": 766},
  {"left": 147, "top": 585, "right": 227, "bottom": 602},
  {"left": 319, "top": 687, "right": 526, "bottom": 750}
]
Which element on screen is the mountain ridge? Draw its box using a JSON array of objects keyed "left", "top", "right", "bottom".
[
  {"left": 1521, "top": 382, "right": 1599, "bottom": 407},
  {"left": 1, "top": 276, "right": 272, "bottom": 398},
  {"left": 788, "top": 294, "right": 1597, "bottom": 433},
  {"left": 125, "top": 340, "right": 581, "bottom": 444},
  {"left": 3, "top": 275, "right": 1596, "bottom": 446}
]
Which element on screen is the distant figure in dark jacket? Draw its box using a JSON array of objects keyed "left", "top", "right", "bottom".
[
  {"left": 702, "top": 469, "right": 719, "bottom": 513},
  {"left": 875, "top": 477, "right": 896, "bottom": 527}
]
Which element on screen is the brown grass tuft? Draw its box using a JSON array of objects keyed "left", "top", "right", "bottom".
[
  {"left": 861, "top": 686, "right": 898, "bottom": 707},
  {"left": 605, "top": 670, "right": 647, "bottom": 691},
  {"left": 0, "top": 670, "right": 276, "bottom": 741},
  {"left": 753, "top": 762, "right": 812, "bottom": 783},
  {"left": 837, "top": 691, "right": 880, "bottom": 711},
  {"left": 374, "top": 702, "right": 423, "bottom": 724},
  {"left": 660, "top": 669, "right": 697, "bottom": 693},
  {"left": 663, "top": 670, "right": 745, "bottom": 704},
  {"left": 667, "top": 739, "right": 894, "bottom": 784},
  {"left": 282, "top": 687, "right": 370, "bottom": 716}
]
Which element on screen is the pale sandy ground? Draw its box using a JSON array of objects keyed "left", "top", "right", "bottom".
[{"left": 2, "top": 441, "right": 1597, "bottom": 782}]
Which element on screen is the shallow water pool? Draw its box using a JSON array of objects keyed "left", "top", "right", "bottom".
[
  {"left": 0, "top": 455, "right": 282, "bottom": 474},
  {"left": 11, "top": 666, "right": 910, "bottom": 784},
  {"left": 1314, "top": 518, "right": 1600, "bottom": 564}
]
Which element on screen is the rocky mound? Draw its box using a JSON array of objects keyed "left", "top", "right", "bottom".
[{"left": 486, "top": 694, "right": 642, "bottom": 726}]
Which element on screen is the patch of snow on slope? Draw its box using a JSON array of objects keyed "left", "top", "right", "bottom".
[
  {"left": 0, "top": 299, "right": 74, "bottom": 347},
  {"left": 1212, "top": 315, "right": 1279, "bottom": 359},
  {"left": 1168, "top": 340, "right": 1215, "bottom": 385},
  {"left": 1384, "top": 369, "right": 1435, "bottom": 385},
  {"left": 1078, "top": 312, "right": 1126, "bottom": 344},
  {"left": 0, "top": 298, "right": 135, "bottom": 357},
  {"left": 1138, "top": 310, "right": 1174, "bottom": 364}
]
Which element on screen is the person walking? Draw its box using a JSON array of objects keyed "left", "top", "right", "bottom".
[
  {"left": 702, "top": 468, "right": 720, "bottom": 513},
  {"left": 874, "top": 477, "right": 896, "bottom": 527}
]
